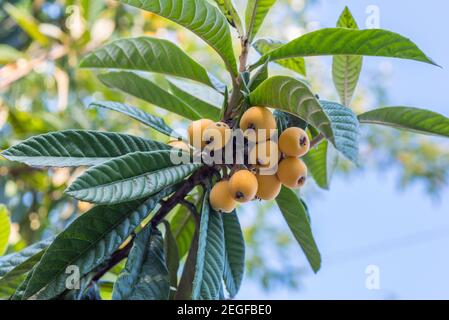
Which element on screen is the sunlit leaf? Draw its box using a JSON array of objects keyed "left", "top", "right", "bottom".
[
  {"left": 0, "top": 205, "right": 10, "bottom": 256},
  {"left": 245, "top": 0, "right": 277, "bottom": 42}
]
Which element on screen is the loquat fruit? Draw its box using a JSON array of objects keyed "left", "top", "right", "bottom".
[
  {"left": 203, "top": 122, "right": 232, "bottom": 151},
  {"left": 209, "top": 180, "right": 236, "bottom": 213},
  {"left": 256, "top": 174, "right": 282, "bottom": 201},
  {"left": 279, "top": 127, "right": 310, "bottom": 157},
  {"left": 239, "top": 106, "right": 277, "bottom": 142},
  {"left": 249, "top": 140, "right": 280, "bottom": 168},
  {"left": 187, "top": 119, "right": 214, "bottom": 149},
  {"left": 229, "top": 170, "right": 258, "bottom": 203},
  {"left": 277, "top": 157, "right": 308, "bottom": 189}
]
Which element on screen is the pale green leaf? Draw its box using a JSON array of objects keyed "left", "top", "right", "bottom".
[
  {"left": 1, "top": 130, "right": 168, "bottom": 167},
  {"left": 65, "top": 151, "right": 200, "bottom": 204},
  {"left": 118, "top": 0, "right": 237, "bottom": 75},
  {"left": 22, "top": 186, "right": 176, "bottom": 299},
  {"left": 0, "top": 45, "right": 25, "bottom": 64},
  {"left": 245, "top": 0, "right": 277, "bottom": 42},
  {"left": 358, "top": 107, "right": 449, "bottom": 137},
  {"left": 112, "top": 227, "right": 170, "bottom": 300},
  {"left": 98, "top": 71, "right": 203, "bottom": 120},
  {"left": 213, "top": 0, "right": 243, "bottom": 35},
  {"left": 276, "top": 187, "right": 321, "bottom": 273},
  {"left": 0, "top": 205, "right": 10, "bottom": 256}
]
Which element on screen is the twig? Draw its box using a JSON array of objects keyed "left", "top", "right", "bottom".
[{"left": 310, "top": 133, "right": 325, "bottom": 148}]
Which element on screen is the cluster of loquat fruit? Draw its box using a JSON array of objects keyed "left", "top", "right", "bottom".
[{"left": 167, "top": 106, "right": 311, "bottom": 213}]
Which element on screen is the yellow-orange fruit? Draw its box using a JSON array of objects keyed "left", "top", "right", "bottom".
[
  {"left": 187, "top": 119, "right": 214, "bottom": 149},
  {"left": 256, "top": 174, "right": 282, "bottom": 200},
  {"left": 249, "top": 140, "right": 280, "bottom": 168},
  {"left": 239, "top": 106, "right": 276, "bottom": 142},
  {"left": 277, "top": 157, "right": 308, "bottom": 189},
  {"left": 279, "top": 127, "right": 310, "bottom": 157},
  {"left": 168, "top": 140, "right": 190, "bottom": 152},
  {"left": 209, "top": 180, "right": 237, "bottom": 213},
  {"left": 203, "top": 122, "right": 231, "bottom": 151},
  {"left": 229, "top": 170, "right": 258, "bottom": 203}
]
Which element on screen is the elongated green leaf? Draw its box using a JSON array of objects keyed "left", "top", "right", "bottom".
[
  {"left": 253, "top": 38, "right": 306, "bottom": 76},
  {"left": 89, "top": 101, "right": 173, "bottom": 136},
  {"left": 303, "top": 140, "right": 330, "bottom": 189},
  {"left": 249, "top": 76, "right": 333, "bottom": 143},
  {"left": 222, "top": 211, "right": 245, "bottom": 298},
  {"left": 253, "top": 28, "right": 438, "bottom": 68},
  {"left": 213, "top": 0, "right": 243, "bottom": 35},
  {"left": 119, "top": 0, "right": 237, "bottom": 75},
  {"left": 168, "top": 80, "right": 221, "bottom": 121},
  {"left": 0, "top": 205, "right": 10, "bottom": 256},
  {"left": 81, "top": 37, "right": 222, "bottom": 91},
  {"left": 192, "top": 193, "right": 225, "bottom": 300},
  {"left": 66, "top": 151, "right": 200, "bottom": 204},
  {"left": 170, "top": 205, "right": 195, "bottom": 259},
  {"left": 113, "top": 227, "right": 170, "bottom": 300},
  {"left": 1, "top": 130, "right": 168, "bottom": 167},
  {"left": 248, "top": 61, "right": 268, "bottom": 91},
  {"left": 162, "top": 221, "right": 179, "bottom": 293},
  {"left": 320, "top": 100, "right": 359, "bottom": 163},
  {"left": 22, "top": 186, "right": 176, "bottom": 300},
  {"left": 332, "top": 7, "right": 362, "bottom": 106},
  {"left": 245, "top": 0, "right": 277, "bottom": 42},
  {"left": 3, "top": 3, "right": 49, "bottom": 46},
  {"left": 276, "top": 187, "right": 321, "bottom": 273},
  {"left": 99, "top": 72, "right": 203, "bottom": 120},
  {"left": 358, "top": 107, "right": 449, "bottom": 137}
]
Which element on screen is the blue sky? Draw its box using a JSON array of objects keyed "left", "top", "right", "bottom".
[{"left": 238, "top": 0, "right": 449, "bottom": 299}]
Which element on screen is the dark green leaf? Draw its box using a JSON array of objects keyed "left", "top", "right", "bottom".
[
  {"left": 65, "top": 151, "right": 200, "bottom": 204},
  {"left": 1, "top": 130, "right": 168, "bottom": 167},
  {"left": 253, "top": 38, "right": 306, "bottom": 76},
  {"left": 248, "top": 61, "right": 269, "bottom": 91},
  {"left": 112, "top": 227, "right": 170, "bottom": 300},
  {"left": 358, "top": 107, "right": 449, "bottom": 137},
  {"left": 22, "top": 186, "right": 176, "bottom": 299},
  {"left": 118, "top": 0, "right": 237, "bottom": 75},
  {"left": 332, "top": 7, "right": 362, "bottom": 106},
  {"left": 192, "top": 193, "right": 225, "bottom": 300},
  {"left": 89, "top": 101, "right": 173, "bottom": 136},
  {"left": 276, "top": 187, "right": 321, "bottom": 273},
  {"left": 80, "top": 37, "right": 222, "bottom": 91},
  {"left": 99, "top": 71, "right": 203, "bottom": 120},
  {"left": 162, "top": 220, "right": 179, "bottom": 293},
  {"left": 222, "top": 211, "right": 245, "bottom": 298},
  {"left": 170, "top": 205, "right": 196, "bottom": 259},
  {"left": 253, "top": 28, "right": 438, "bottom": 68},
  {"left": 274, "top": 109, "right": 307, "bottom": 136}
]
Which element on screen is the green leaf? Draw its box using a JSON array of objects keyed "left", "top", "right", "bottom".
[
  {"left": 99, "top": 71, "right": 203, "bottom": 120},
  {"left": 249, "top": 76, "right": 333, "bottom": 144},
  {"left": 320, "top": 100, "right": 359, "bottom": 163},
  {"left": 276, "top": 187, "right": 321, "bottom": 273},
  {"left": 162, "top": 221, "right": 179, "bottom": 294},
  {"left": 168, "top": 80, "right": 221, "bottom": 121},
  {"left": 358, "top": 107, "right": 449, "bottom": 137},
  {"left": 3, "top": 3, "right": 49, "bottom": 46},
  {"left": 248, "top": 61, "right": 269, "bottom": 91},
  {"left": 245, "top": 0, "right": 277, "bottom": 42},
  {"left": 0, "top": 205, "right": 10, "bottom": 256},
  {"left": 112, "top": 227, "right": 170, "bottom": 300},
  {"left": 253, "top": 38, "right": 306, "bottom": 76},
  {"left": 222, "top": 211, "right": 245, "bottom": 298},
  {"left": 213, "top": 0, "right": 243, "bottom": 35},
  {"left": 274, "top": 109, "right": 307, "bottom": 136},
  {"left": 118, "top": 0, "right": 237, "bottom": 75},
  {"left": 0, "top": 44, "right": 25, "bottom": 64},
  {"left": 253, "top": 28, "right": 438, "bottom": 68},
  {"left": 170, "top": 205, "right": 195, "bottom": 259},
  {"left": 22, "top": 186, "right": 176, "bottom": 299},
  {"left": 303, "top": 140, "right": 330, "bottom": 189},
  {"left": 89, "top": 101, "right": 173, "bottom": 136},
  {"left": 1, "top": 130, "right": 169, "bottom": 167},
  {"left": 80, "top": 37, "right": 223, "bottom": 91},
  {"left": 192, "top": 193, "right": 225, "bottom": 300},
  {"left": 66, "top": 151, "right": 200, "bottom": 204},
  {"left": 332, "top": 7, "right": 363, "bottom": 106}
]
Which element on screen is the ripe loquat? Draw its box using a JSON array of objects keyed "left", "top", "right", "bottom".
[
  {"left": 256, "top": 174, "right": 282, "bottom": 201},
  {"left": 203, "top": 122, "right": 231, "bottom": 151},
  {"left": 279, "top": 127, "right": 310, "bottom": 157},
  {"left": 229, "top": 170, "right": 258, "bottom": 203},
  {"left": 187, "top": 119, "right": 214, "bottom": 149},
  {"left": 277, "top": 157, "right": 308, "bottom": 189},
  {"left": 239, "top": 106, "right": 276, "bottom": 142},
  {"left": 209, "top": 180, "right": 236, "bottom": 213},
  {"left": 249, "top": 140, "right": 280, "bottom": 168}
]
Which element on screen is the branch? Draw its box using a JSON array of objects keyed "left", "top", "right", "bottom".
[{"left": 310, "top": 133, "right": 325, "bottom": 148}]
